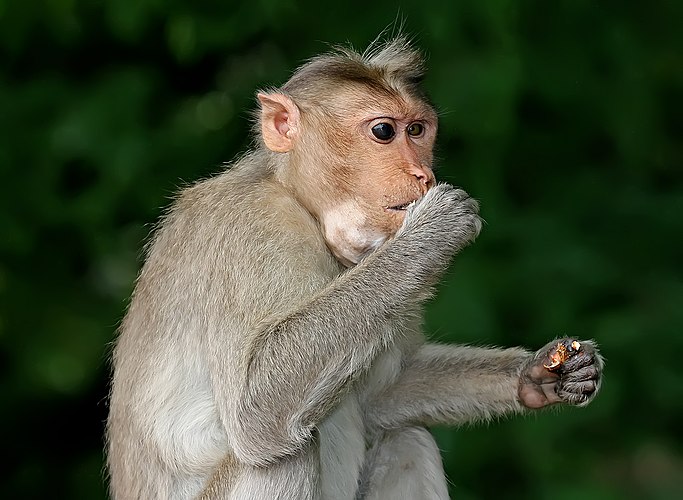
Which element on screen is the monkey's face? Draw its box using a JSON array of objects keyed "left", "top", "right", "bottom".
[
  {"left": 313, "top": 92, "right": 438, "bottom": 266},
  {"left": 258, "top": 88, "right": 438, "bottom": 267}
]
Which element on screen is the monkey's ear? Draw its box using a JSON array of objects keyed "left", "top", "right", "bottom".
[{"left": 257, "top": 93, "right": 301, "bottom": 153}]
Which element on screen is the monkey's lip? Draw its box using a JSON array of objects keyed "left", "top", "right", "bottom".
[{"left": 385, "top": 200, "right": 418, "bottom": 212}]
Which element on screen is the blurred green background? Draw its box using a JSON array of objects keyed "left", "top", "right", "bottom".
[{"left": 1, "top": 0, "right": 681, "bottom": 498}]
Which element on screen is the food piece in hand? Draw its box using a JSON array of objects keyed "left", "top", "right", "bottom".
[{"left": 543, "top": 340, "right": 582, "bottom": 371}]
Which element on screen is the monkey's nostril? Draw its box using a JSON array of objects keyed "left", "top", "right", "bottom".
[
  {"left": 414, "top": 172, "right": 430, "bottom": 185},
  {"left": 420, "top": 167, "right": 435, "bottom": 184},
  {"left": 418, "top": 174, "right": 435, "bottom": 194}
]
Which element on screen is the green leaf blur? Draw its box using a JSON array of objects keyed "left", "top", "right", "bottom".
[{"left": 1, "top": 1, "right": 681, "bottom": 498}]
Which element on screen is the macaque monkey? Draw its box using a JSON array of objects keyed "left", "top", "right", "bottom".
[{"left": 106, "top": 37, "right": 603, "bottom": 500}]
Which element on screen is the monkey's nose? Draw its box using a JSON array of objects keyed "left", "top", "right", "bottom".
[
  {"left": 406, "top": 162, "right": 435, "bottom": 194},
  {"left": 414, "top": 169, "right": 435, "bottom": 194}
]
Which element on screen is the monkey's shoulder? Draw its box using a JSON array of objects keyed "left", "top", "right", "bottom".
[
  {"left": 146, "top": 166, "right": 340, "bottom": 294},
  {"left": 172, "top": 171, "right": 321, "bottom": 250}
]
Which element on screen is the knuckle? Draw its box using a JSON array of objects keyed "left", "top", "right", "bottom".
[
  {"left": 451, "top": 187, "right": 468, "bottom": 199},
  {"left": 460, "top": 196, "right": 479, "bottom": 212},
  {"left": 428, "top": 183, "right": 453, "bottom": 200}
]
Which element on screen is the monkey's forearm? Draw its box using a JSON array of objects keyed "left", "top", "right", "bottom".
[
  {"left": 233, "top": 238, "right": 443, "bottom": 464},
  {"left": 367, "top": 344, "right": 530, "bottom": 430}
]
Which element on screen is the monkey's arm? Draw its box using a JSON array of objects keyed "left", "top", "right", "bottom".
[
  {"left": 366, "top": 344, "right": 527, "bottom": 429},
  {"left": 367, "top": 340, "right": 603, "bottom": 430},
  {"left": 211, "top": 184, "right": 480, "bottom": 466},
  {"left": 226, "top": 247, "right": 433, "bottom": 465}
]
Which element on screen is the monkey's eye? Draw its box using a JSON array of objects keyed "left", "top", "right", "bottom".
[
  {"left": 406, "top": 122, "right": 424, "bottom": 137},
  {"left": 371, "top": 122, "right": 396, "bottom": 142}
]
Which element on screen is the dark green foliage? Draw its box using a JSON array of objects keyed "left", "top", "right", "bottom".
[{"left": 1, "top": 1, "right": 680, "bottom": 498}]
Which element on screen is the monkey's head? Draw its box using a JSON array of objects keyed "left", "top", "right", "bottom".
[{"left": 258, "top": 38, "right": 437, "bottom": 267}]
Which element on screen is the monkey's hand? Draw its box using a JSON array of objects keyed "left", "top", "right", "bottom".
[
  {"left": 396, "top": 184, "right": 482, "bottom": 281},
  {"left": 518, "top": 338, "right": 603, "bottom": 409}
]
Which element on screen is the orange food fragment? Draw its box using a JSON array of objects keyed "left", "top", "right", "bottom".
[{"left": 543, "top": 340, "right": 581, "bottom": 371}]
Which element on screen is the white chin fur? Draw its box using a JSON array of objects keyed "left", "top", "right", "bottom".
[{"left": 320, "top": 202, "right": 387, "bottom": 267}]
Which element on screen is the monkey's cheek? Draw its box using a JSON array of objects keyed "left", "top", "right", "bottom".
[
  {"left": 378, "top": 208, "right": 407, "bottom": 237},
  {"left": 327, "top": 230, "right": 388, "bottom": 267},
  {"left": 387, "top": 210, "right": 407, "bottom": 231},
  {"left": 320, "top": 204, "right": 390, "bottom": 266},
  {"left": 326, "top": 232, "right": 368, "bottom": 267}
]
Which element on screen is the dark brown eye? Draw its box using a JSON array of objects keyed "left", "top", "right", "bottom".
[
  {"left": 371, "top": 122, "right": 395, "bottom": 141},
  {"left": 407, "top": 122, "right": 424, "bottom": 137}
]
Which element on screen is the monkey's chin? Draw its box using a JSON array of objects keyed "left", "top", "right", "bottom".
[
  {"left": 321, "top": 219, "right": 389, "bottom": 267},
  {"left": 320, "top": 202, "right": 391, "bottom": 267},
  {"left": 328, "top": 232, "right": 388, "bottom": 267}
]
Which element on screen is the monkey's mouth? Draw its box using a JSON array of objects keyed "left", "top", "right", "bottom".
[{"left": 386, "top": 200, "right": 417, "bottom": 212}]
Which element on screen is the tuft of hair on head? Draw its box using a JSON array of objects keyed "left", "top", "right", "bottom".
[
  {"left": 279, "top": 35, "right": 428, "bottom": 105},
  {"left": 359, "top": 35, "right": 426, "bottom": 88}
]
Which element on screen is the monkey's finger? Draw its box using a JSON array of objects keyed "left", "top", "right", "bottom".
[
  {"left": 561, "top": 352, "right": 599, "bottom": 374},
  {"left": 561, "top": 379, "right": 597, "bottom": 394},
  {"left": 562, "top": 364, "right": 600, "bottom": 383},
  {"left": 556, "top": 387, "right": 593, "bottom": 406}
]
